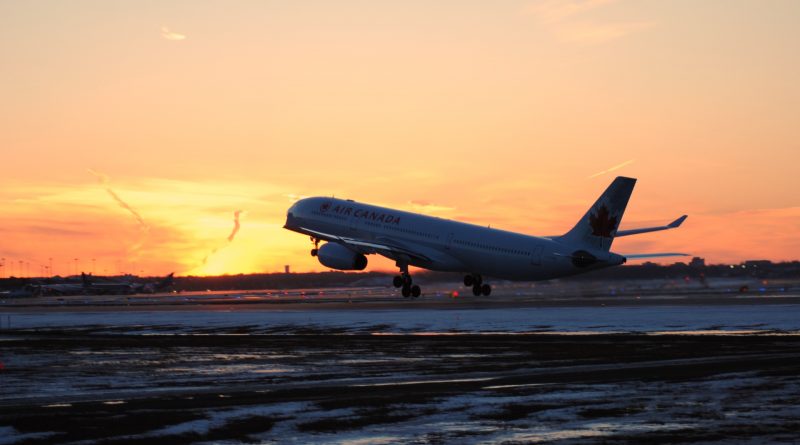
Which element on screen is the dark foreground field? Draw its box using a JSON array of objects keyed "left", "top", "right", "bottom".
[{"left": 2, "top": 333, "right": 800, "bottom": 444}]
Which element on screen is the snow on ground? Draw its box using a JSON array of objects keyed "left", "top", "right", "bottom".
[
  {"left": 0, "top": 427, "right": 56, "bottom": 445},
  {"left": 3, "top": 304, "right": 800, "bottom": 334}
]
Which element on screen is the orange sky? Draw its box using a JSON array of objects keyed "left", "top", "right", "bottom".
[{"left": 1, "top": 1, "right": 799, "bottom": 277}]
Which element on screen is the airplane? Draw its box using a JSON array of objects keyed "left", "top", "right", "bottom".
[
  {"left": 27, "top": 279, "right": 85, "bottom": 296},
  {"left": 11, "top": 273, "right": 175, "bottom": 297},
  {"left": 81, "top": 273, "right": 134, "bottom": 294},
  {"left": 80, "top": 272, "right": 175, "bottom": 295},
  {"left": 0, "top": 286, "right": 36, "bottom": 298},
  {"left": 284, "top": 176, "right": 688, "bottom": 298},
  {"left": 133, "top": 272, "right": 175, "bottom": 294}
]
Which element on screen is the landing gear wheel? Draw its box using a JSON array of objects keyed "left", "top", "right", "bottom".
[
  {"left": 310, "top": 248, "right": 318, "bottom": 257},
  {"left": 396, "top": 261, "right": 415, "bottom": 300},
  {"left": 464, "top": 275, "right": 474, "bottom": 287},
  {"left": 472, "top": 285, "right": 482, "bottom": 296},
  {"left": 481, "top": 284, "right": 491, "bottom": 296},
  {"left": 474, "top": 275, "right": 483, "bottom": 286}
]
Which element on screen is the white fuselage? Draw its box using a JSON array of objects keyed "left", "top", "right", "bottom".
[{"left": 285, "top": 197, "right": 624, "bottom": 280}]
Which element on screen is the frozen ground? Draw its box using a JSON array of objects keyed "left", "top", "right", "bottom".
[
  {"left": 1, "top": 302, "right": 800, "bottom": 335},
  {"left": 2, "top": 333, "right": 799, "bottom": 444},
  {"left": 1, "top": 287, "right": 800, "bottom": 444}
]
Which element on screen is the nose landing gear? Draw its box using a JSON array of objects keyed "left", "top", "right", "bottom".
[{"left": 464, "top": 274, "right": 491, "bottom": 296}]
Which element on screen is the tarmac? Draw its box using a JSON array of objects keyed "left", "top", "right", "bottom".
[{"left": 2, "top": 283, "right": 800, "bottom": 444}]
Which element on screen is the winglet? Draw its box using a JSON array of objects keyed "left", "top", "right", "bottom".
[
  {"left": 615, "top": 214, "right": 688, "bottom": 238},
  {"left": 668, "top": 215, "right": 688, "bottom": 228}
]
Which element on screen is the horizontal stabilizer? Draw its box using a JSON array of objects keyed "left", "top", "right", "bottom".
[
  {"left": 615, "top": 215, "right": 687, "bottom": 237},
  {"left": 623, "top": 253, "right": 690, "bottom": 259}
]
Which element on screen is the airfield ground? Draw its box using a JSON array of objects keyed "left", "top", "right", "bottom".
[{"left": 2, "top": 284, "right": 800, "bottom": 444}]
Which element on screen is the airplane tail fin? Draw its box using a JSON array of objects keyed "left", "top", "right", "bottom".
[
  {"left": 558, "top": 176, "right": 636, "bottom": 251},
  {"left": 81, "top": 272, "right": 91, "bottom": 288},
  {"left": 156, "top": 273, "right": 175, "bottom": 291}
]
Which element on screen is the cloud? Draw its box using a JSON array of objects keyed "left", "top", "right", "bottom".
[
  {"left": 524, "top": 0, "right": 652, "bottom": 45},
  {"left": 408, "top": 200, "right": 455, "bottom": 213},
  {"left": 8, "top": 224, "right": 93, "bottom": 237},
  {"left": 0, "top": 212, "right": 193, "bottom": 276},
  {"left": 284, "top": 194, "right": 308, "bottom": 202},
  {"left": 525, "top": 0, "right": 618, "bottom": 23},
  {"left": 1, "top": 177, "right": 295, "bottom": 276},
  {"left": 161, "top": 26, "right": 187, "bottom": 41},
  {"left": 558, "top": 21, "right": 655, "bottom": 45},
  {"left": 587, "top": 159, "right": 635, "bottom": 179},
  {"left": 615, "top": 206, "right": 800, "bottom": 265}
]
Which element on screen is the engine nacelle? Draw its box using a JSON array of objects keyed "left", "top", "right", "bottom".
[{"left": 317, "top": 242, "right": 368, "bottom": 271}]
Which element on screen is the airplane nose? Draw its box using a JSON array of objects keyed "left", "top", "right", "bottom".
[{"left": 284, "top": 212, "right": 296, "bottom": 229}]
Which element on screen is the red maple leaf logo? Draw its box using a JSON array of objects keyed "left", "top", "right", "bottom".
[{"left": 589, "top": 204, "right": 618, "bottom": 238}]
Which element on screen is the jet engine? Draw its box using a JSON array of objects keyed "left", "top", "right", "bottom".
[{"left": 317, "top": 242, "right": 368, "bottom": 270}]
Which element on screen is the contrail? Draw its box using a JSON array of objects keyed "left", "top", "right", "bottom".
[
  {"left": 88, "top": 169, "right": 150, "bottom": 257},
  {"left": 200, "top": 249, "right": 217, "bottom": 266},
  {"left": 587, "top": 159, "right": 635, "bottom": 179},
  {"left": 88, "top": 169, "right": 149, "bottom": 230},
  {"left": 201, "top": 210, "right": 245, "bottom": 266},
  {"left": 227, "top": 210, "right": 242, "bottom": 242}
]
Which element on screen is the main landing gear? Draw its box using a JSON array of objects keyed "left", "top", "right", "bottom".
[
  {"left": 393, "top": 262, "right": 421, "bottom": 298},
  {"left": 464, "top": 274, "right": 491, "bottom": 296},
  {"left": 310, "top": 237, "right": 320, "bottom": 257}
]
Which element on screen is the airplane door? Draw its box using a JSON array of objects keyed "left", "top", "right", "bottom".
[
  {"left": 530, "top": 245, "right": 543, "bottom": 266},
  {"left": 445, "top": 232, "right": 454, "bottom": 250}
]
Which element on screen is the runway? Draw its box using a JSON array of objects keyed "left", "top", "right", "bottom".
[{"left": 2, "top": 285, "right": 800, "bottom": 444}]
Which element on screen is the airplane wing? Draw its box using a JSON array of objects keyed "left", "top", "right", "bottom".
[
  {"left": 623, "top": 253, "right": 690, "bottom": 259},
  {"left": 615, "top": 215, "right": 687, "bottom": 237},
  {"left": 298, "top": 227, "right": 432, "bottom": 262}
]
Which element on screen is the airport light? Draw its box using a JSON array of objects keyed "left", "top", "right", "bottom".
[{"left": 74, "top": 258, "right": 79, "bottom": 276}]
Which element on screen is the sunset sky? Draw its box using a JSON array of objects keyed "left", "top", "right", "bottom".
[{"left": 1, "top": 1, "right": 798, "bottom": 277}]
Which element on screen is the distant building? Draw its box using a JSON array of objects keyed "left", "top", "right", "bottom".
[
  {"left": 689, "top": 257, "right": 706, "bottom": 268},
  {"left": 744, "top": 260, "right": 772, "bottom": 269},
  {"left": 284, "top": 265, "right": 291, "bottom": 274}
]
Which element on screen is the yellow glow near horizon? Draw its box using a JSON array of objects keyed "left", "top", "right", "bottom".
[{"left": 1, "top": 1, "right": 799, "bottom": 276}]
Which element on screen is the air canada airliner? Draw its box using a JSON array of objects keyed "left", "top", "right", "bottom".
[{"left": 284, "top": 177, "right": 687, "bottom": 297}]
